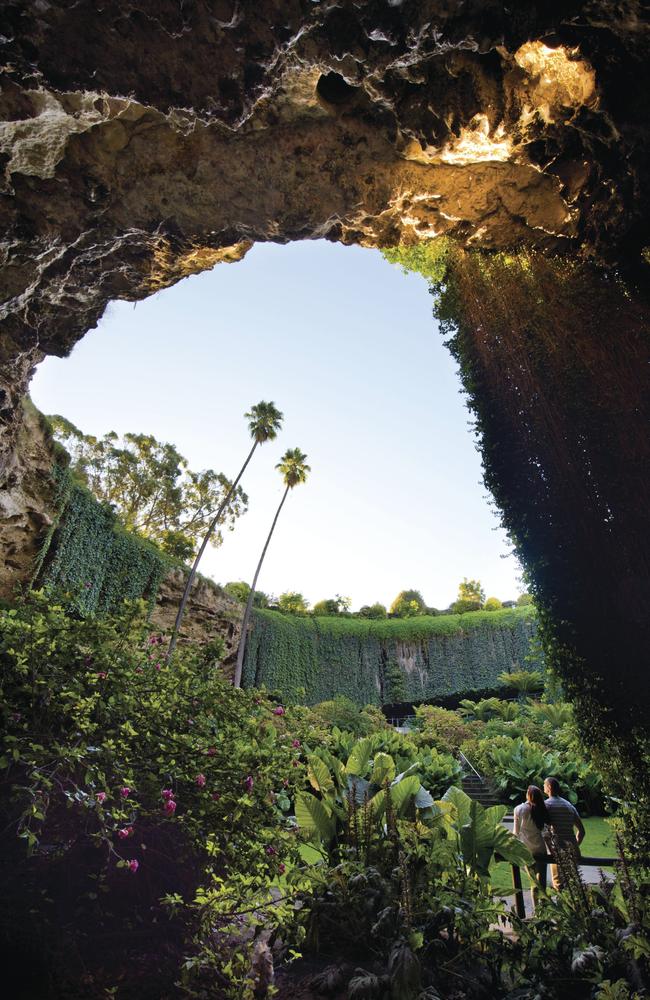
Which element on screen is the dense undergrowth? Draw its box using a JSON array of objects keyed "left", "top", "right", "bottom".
[
  {"left": 1, "top": 594, "right": 648, "bottom": 999},
  {"left": 243, "top": 606, "right": 540, "bottom": 705}
]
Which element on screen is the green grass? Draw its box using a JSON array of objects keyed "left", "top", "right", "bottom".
[{"left": 489, "top": 816, "right": 617, "bottom": 895}]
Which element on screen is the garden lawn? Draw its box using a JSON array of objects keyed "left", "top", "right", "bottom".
[{"left": 489, "top": 816, "right": 617, "bottom": 895}]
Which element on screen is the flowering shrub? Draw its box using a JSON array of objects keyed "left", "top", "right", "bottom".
[{"left": 0, "top": 592, "right": 308, "bottom": 996}]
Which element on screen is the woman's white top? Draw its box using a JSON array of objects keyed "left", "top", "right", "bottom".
[{"left": 513, "top": 802, "right": 547, "bottom": 855}]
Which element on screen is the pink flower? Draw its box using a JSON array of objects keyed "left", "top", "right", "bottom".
[
  {"left": 291, "top": 739, "right": 301, "bottom": 748},
  {"left": 154, "top": 662, "right": 162, "bottom": 671},
  {"left": 206, "top": 748, "right": 217, "bottom": 757},
  {"left": 118, "top": 826, "right": 133, "bottom": 840},
  {"left": 292, "top": 759, "right": 300, "bottom": 768},
  {"left": 273, "top": 706, "right": 285, "bottom": 716},
  {"left": 244, "top": 775, "right": 254, "bottom": 793},
  {"left": 195, "top": 774, "right": 206, "bottom": 788},
  {"left": 163, "top": 799, "right": 177, "bottom": 816},
  {"left": 147, "top": 635, "right": 160, "bottom": 646},
  {"left": 96, "top": 671, "right": 108, "bottom": 680},
  {"left": 96, "top": 792, "right": 107, "bottom": 803},
  {"left": 265, "top": 845, "right": 277, "bottom": 856},
  {"left": 120, "top": 786, "right": 130, "bottom": 799},
  {"left": 161, "top": 789, "right": 174, "bottom": 800},
  {"left": 282, "top": 779, "right": 289, "bottom": 788},
  {"left": 212, "top": 792, "right": 221, "bottom": 801},
  {"left": 127, "top": 859, "right": 139, "bottom": 873},
  {"left": 278, "top": 863, "right": 286, "bottom": 875},
  {"left": 135, "top": 667, "right": 143, "bottom": 674}
]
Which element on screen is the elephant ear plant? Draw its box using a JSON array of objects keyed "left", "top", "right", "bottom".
[{"left": 294, "top": 738, "right": 434, "bottom": 856}]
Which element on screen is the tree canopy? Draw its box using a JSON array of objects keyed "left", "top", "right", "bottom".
[
  {"left": 390, "top": 589, "right": 426, "bottom": 617},
  {"left": 49, "top": 415, "right": 246, "bottom": 560}
]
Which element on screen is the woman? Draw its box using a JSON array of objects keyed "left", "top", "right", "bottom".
[{"left": 513, "top": 785, "right": 549, "bottom": 911}]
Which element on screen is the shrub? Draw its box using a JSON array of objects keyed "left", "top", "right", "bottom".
[{"left": 0, "top": 592, "right": 305, "bottom": 995}]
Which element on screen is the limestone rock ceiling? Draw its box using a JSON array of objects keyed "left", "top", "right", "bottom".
[{"left": 0, "top": 2, "right": 648, "bottom": 430}]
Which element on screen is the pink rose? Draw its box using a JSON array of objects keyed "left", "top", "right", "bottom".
[
  {"left": 127, "top": 859, "right": 139, "bottom": 873},
  {"left": 96, "top": 792, "right": 107, "bottom": 803},
  {"left": 118, "top": 826, "right": 133, "bottom": 840},
  {"left": 278, "top": 863, "right": 286, "bottom": 874},
  {"left": 212, "top": 792, "right": 221, "bottom": 801},
  {"left": 155, "top": 662, "right": 162, "bottom": 671},
  {"left": 244, "top": 775, "right": 254, "bottom": 793},
  {"left": 291, "top": 739, "right": 301, "bottom": 748},
  {"left": 161, "top": 788, "right": 174, "bottom": 800},
  {"left": 195, "top": 774, "right": 206, "bottom": 788},
  {"left": 96, "top": 672, "right": 108, "bottom": 680},
  {"left": 206, "top": 748, "right": 217, "bottom": 757},
  {"left": 273, "top": 706, "right": 285, "bottom": 716},
  {"left": 120, "top": 786, "right": 130, "bottom": 799},
  {"left": 163, "top": 799, "right": 177, "bottom": 816}
]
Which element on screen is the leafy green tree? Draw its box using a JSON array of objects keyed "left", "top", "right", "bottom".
[
  {"left": 390, "top": 589, "right": 426, "bottom": 617},
  {"left": 168, "top": 401, "right": 283, "bottom": 662},
  {"left": 49, "top": 416, "right": 247, "bottom": 560},
  {"left": 224, "top": 581, "right": 268, "bottom": 608},
  {"left": 450, "top": 598, "right": 482, "bottom": 614},
  {"left": 357, "top": 602, "right": 388, "bottom": 619},
  {"left": 484, "top": 596, "right": 502, "bottom": 611},
  {"left": 458, "top": 578, "right": 485, "bottom": 605},
  {"left": 234, "top": 448, "right": 311, "bottom": 687},
  {"left": 278, "top": 591, "right": 309, "bottom": 614},
  {"left": 312, "top": 595, "right": 350, "bottom": 616},
  {"left": 516, "top": 592, "right": 534, "bottom": 606}
]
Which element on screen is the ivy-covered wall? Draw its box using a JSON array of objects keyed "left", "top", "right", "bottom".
[
  {"left": 242, "top": 606, "right": 540, "bottom": 705},
  {"left": 35, "top": 465, "right": 170, "bottom": 614}
]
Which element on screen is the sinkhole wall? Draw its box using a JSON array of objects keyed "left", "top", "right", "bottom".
[{"left": 242, "top": 606, "right": 540, "bottom": 706}]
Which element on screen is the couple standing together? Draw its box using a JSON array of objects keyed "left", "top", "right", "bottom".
[{"left": 513, "top": 776, "right": 585, "bottom": 903}]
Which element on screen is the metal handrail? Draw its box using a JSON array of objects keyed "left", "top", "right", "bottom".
[{"left": 457, "top": 749, "right": 483, "bottom": 781}]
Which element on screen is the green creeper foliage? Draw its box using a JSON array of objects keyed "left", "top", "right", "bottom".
[
  {"left": 37, "top": 465, "right": 170, "bottom": 614},
  {"left": 243, "top": 605, "right": 541, "bottom": 705}
]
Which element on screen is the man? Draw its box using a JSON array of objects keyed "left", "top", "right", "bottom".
[{"left": 543, "top": 776, "right": 586, "bottom": 889}]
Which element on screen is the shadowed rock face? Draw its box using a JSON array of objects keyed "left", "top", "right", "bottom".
[{"left": 0, "top": 2, "right": 648, "bottom": 589}]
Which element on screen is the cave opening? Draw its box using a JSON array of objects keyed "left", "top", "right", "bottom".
[{"left": 29, "top": 239, "right": 522, "bottom": 616}]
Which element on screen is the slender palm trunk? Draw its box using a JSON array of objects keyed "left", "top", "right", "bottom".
[
  {"left": 166, "top": 441, "right": 258, "bottom": 663},
  {"left": 233, "top": 485, "right": 290, "bottom": 688}
]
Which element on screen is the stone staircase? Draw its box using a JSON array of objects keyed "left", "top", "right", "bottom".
[{"left": 461, "top": 772, "right": 502, "bottom": 808}]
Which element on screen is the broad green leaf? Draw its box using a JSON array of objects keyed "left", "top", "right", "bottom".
[
  {"left": 441, "top": 785, "right": 472, "bottom": 828},
  {"left": 298, "top": 842, "right": 327, "bottom": 865},
  {"left": 347, "top": 775, "right": 371, "bottom": 804},
  {"left": 491, "top": 824, "right": 534, "bottom": 868},
  {"left": 390, "top": 774, "right": 420, "bottom": 815},
  {"left": 295, "top": 792, "right": 334, "bottom": 842},
  {"left": 414, "top": 785, "right": 435, "bottom": 809},
  {"left": 345, "top": 737, "right": 373, "bottom": 777},
  {"left": 307, "top": 755, "right": 334, "bottom": 796},
  {"left": 371, "top": 752, "right": 396, "bottom": 786},
  {"left": 368, "top": 789, "right": 386, "bottom": 822}
]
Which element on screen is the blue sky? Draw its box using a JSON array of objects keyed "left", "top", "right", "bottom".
[{"left": 31, "top": 240, "right": 522, "bottom": 610}]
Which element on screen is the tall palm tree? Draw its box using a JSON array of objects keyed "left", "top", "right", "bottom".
[
  {"left": 166, "top": 401, "right": 283, "bottom": 662},
  {"left": 234, "top": 448, "right": 310, "bottom": 688}
]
